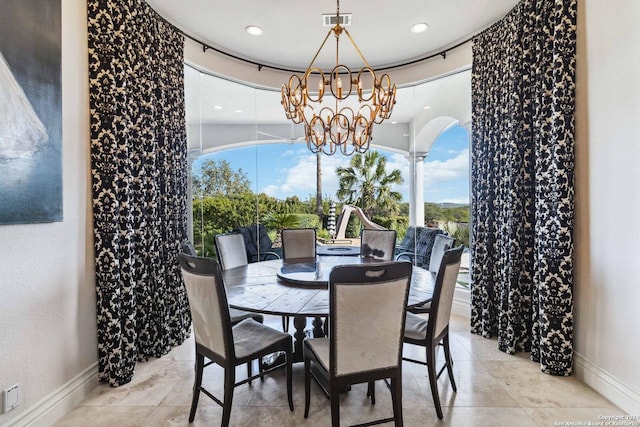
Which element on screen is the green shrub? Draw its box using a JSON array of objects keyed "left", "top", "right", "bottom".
[
  {"left": 316, "top": 228, "right": 331, "bottom": 239},
  {"left": 439, "top": 221, "right": 470, "bottom": 248},
  {"left": 295, "top": 214, "right": 321, "bottom": 229},
  {"left": 373, "top": 215, "right": 409, "bottom": 232}
]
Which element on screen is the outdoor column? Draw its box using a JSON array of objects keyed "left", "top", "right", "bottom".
[{"left": 407, "top": 153, "right": 426, "bottom": 226}]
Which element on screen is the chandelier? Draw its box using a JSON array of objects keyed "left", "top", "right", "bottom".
[{"left": 281, "top": 0, "right": 396, "bottom": 156}]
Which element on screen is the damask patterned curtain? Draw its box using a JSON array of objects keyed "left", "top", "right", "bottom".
[
  {"left": 470, "top": 0, "right": 576, "bottom": 376},
  {"left": 88, "top": 0, "right": 191, "bottom": 386}
]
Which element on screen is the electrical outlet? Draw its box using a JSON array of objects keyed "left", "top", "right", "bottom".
[{"left": 2, "top": 384, "right": 19, "bottom": 413}]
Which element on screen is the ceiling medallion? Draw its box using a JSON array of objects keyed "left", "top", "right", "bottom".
[{"left": 281, "top": 0, "right": 396, "bottom": 156}]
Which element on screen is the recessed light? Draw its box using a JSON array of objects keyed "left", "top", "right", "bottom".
[
  {"left": 410, "top": 23, "right": 429, "bottom": 34},
  {"left": 234, "top": 109, "right": 243, "bottom": 113},
  {"left": 423, "top": 106, "right": 431, "bottom": 110},
  {"left": 245, "top": 25, "right": 263, "bottom": 36},
  {"left": 213, "top": 105, "right": 222, "bottom": 110},
  {"left": 391, "top": 121, "right": 398, "bottom": 124}
]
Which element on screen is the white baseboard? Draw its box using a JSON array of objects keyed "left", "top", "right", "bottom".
[
  {"left": 3, "top": 362, "right": 99, "bottom": 427},
  {"left": 573, "top": 352, "right": 640, "bottom": 415},
  {"left": 443, "top": 289, "right": 640, "bottom": 415}
]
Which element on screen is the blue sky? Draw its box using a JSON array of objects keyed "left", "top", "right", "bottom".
[{"left": 193, "top": 125, "right": 469, "bottom": 205}]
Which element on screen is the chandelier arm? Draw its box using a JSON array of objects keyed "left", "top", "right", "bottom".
[
  {"left": 342, "top": 28, "right": 372, "bottom": 69},
  {"left": 305, "top": 28, "right": 335, "bottom": 71}
]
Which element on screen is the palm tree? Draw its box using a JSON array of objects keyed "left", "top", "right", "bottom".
[
  {"left": 262, "top": 212, "right": 301, "bottom": 245},
  {"left": 336, "top": 151, "right": 404, "bottom": 218}
]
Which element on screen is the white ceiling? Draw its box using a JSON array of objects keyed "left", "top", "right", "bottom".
[
  {"left": 148, "top": 0, "right": 517, "bottom": 151},
  {"left": 146, "top": 0, "right": 518, "bottom": 71}
]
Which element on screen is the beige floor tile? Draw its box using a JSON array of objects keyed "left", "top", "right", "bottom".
[
  {"left": 54, "top": 406, "right": 157, "bottom": 427},
  {"left": 52, "top": 315, "right": 626, "bottom": 427},
  {"left": 442, "top": 406, "right": 539, "bottom": 427},
  {"left": 523, "top": 407, "right": 634, "bottom": 427},
  {"left": 484, "top": 360, "right": 621, "bottom": 409}
]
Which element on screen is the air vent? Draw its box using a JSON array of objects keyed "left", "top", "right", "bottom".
[{"left": 322, "top": 13, "right": 352, "bottom": 27}]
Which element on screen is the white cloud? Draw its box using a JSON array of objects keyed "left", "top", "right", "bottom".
[
  {"left": 260, "top": 152, "right": 349, "bottom": 199},
  {"left": 424, "top": 149, "right": 469, "bottom": 187},
  {"left": 386, "top": 153, "right": 411, "bottom": 199}
]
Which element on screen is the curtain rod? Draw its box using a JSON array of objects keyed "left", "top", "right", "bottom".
[
  {"left": 148, "top": 2, "right": 476, "bottom": 73},
  {"left": 182, "top": 32, "right": 473, "bottom": 74}
]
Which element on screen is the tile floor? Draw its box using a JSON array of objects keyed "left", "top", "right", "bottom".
[{"left": 54, "top": 314, "right": 626, "bottom": 427}]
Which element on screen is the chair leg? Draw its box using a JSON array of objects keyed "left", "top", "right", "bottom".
[
  {"left": 189, "top": 352, "right": 204, "bottom": 422},
  {"left": 286, "top": 348, "right": 294, "bottom": 411},
  {"left": 247, "top": 360, "right": 252, "bottom": 385},
  {"left": 304, "top": 357, "right": 311, "bottom": 418},
  {"left": 222, "top": 366, "right": 235, "bottom": 427},
  {"left": 330, "top": 383, "right": 341, "bottom": 427},
  {"left": 391, "top": 376, "right": 403, "bottom": 427},
  {"left": 367, "top": 380, "right": 376, "bottom": 405},
  {"left": 282, "top": 315, "right": 289, "bottom": 332},
  {"left": 426, "top": 345, "right": 443, "bottom": 419},
  {"left": 259, "top": 356, "right": 265, "bottom": 382},
  {"left": 443, "top": 335, "right": 457, "bottom": 392}
]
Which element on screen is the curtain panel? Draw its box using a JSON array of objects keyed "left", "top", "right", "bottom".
[
  {"left": 88, "top": 0, "right": 191, "bottom": 386},
  {"left": 470, "top": 0, "right": 576, "bottom": 376}
]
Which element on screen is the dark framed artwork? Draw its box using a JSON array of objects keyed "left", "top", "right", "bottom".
[{"left": 0, "top": 0, "right": 62, "bottom": 224}]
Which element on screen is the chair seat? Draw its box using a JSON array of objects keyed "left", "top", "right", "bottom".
[
  {"left": 409, "top": 301, "right": 431, "bottom": 314},
  {"left": 404, "top": 312, "right": 429, "bottom": 341},
  {"left": 232, "top": 318, "right": 291, "bottom": 360},
  {"left": 229, "top": 307, "right": 263, "bottom": 324},
  {"left": 304, "top": 337, "right": 330, "bottom": 371}
]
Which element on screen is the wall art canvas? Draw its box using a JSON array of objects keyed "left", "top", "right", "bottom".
[{"left": 0, "top": 0, "right": 62, "bottom": 224}]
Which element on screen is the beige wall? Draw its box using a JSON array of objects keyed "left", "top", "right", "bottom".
[
  {"left": 0, "top": 1, "right": 96, "bottom": 425},
  {"left": 573, "top": 0, "right": 640, "bottom": 413},
  {"left": 0, "top": 0, "right": 638, "bottom": 425}
]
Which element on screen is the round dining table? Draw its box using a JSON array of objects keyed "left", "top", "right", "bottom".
[
  {"left": 222, "top": 255, "right": 436, "bottom": 362},
  {"left": 315, "top": 245, "right": 361, "bottom": 256}
]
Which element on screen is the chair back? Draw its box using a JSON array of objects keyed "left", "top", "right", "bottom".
[
  {"left": 233, "top": 224, "right": 275, "bottom": 262},
  {"left": 360, "top": 229, "right": 397, "bottom": 261},
  {"left": 328, "top": 261, "right": 412, "bottom": 377},
  {"left": 215, "top": 233, "right": 248, "bottom": 270},
  {"left": 396, "top": 226, "right": 418, "bottom": 253},
  {"left": 178, "top": 253, "right": 233, "bottom": 360},
  {"left": 182, "top": 241, "right": 197, "bottom": 256},
  {"left": 428, "top": 234, "right": 456, "bottom": 273},
  {"left": 413, "top": 227, "right": 445, "bottom": 268},
  {"left": 281, "top": 228, "right": 316, "bottom": 260},
  {"left": 428, "top": 246, "right": 464, "bottom": 341}
]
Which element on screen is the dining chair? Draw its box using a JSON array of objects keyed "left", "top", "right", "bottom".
[
  {"left": 178, "top": 253, "right": 294, "bottom": 427},
  {"left": 428, "top": 234, "right": 456, "bottom": 274},
  {"left": 409, "top": 234, "right": 456, "bottom": 315},
  {"left": 402, "top": 245, "right": 464, "bottom": 420},
  {"left": 303, "top": 261, "right": 412, "bottom": 427},
  {"left": 281, "top": 227, "right": 317, "bottom": 260},
  {"left": 394, "top": 225, "right": 421, "bottom": 257},
  {"left": 360, "top": 228, "right": 397, "bottom": 261},
  {"left": 395, "top": 226, "right": 444, "bottom": 268},
  {"left": 280, "top": 227, "right": 317, "bottom": 332},
  {"left": 189, "top": 237, "right": 264, "bottom": 324},
  {"left": 233, "top": 223, "right": 282, "bottom": 262},
  {"left": 214, "top": 232, "right": 249, "bottom": 271}
]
